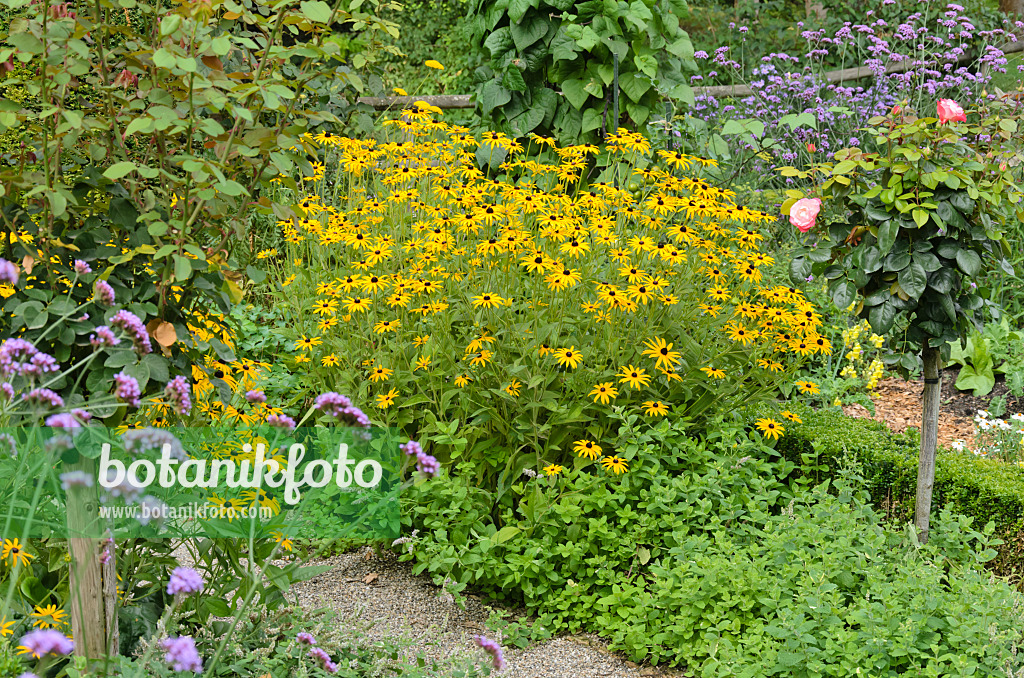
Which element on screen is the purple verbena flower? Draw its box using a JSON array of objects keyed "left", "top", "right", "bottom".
[
  {"left": 308, "top": 647, "right": 338, "bottom": 674},
  {"left": 114, "top": 371, "right": 141, "bottom": 407},
  {"left": 244, "top": 389, "right": 266, "bottom": 404},
  {"left": 60, "top": 470, "right": 94, "bottom": 490},
  {"left": 161, "top": 636, "right": 202, "bottom": 673},
  {"left": 19, "top": 629, "right": 74, "bottom": 657},
  {"left": 0, "top": 258, "right": 18, "bottom": 285},
  {"left": 400, "top": 440, "right": 423, "bottom": 457},
  {"left": 167, "top": 566, "right": 204, "bottom": 595},
  {"left": 93, "top": 279, "right": 116, "bottom": 306},
  {"left": 164, "top": 376, "right": 192, "bottom": 416},
  {"left": 111, "top": 310, "right": 152, "bottom": 355},
  {"left": 297, "top": 632, "right": 316, "bottom": 646},
  {"left": 121, "top": 428, "right": 185, "bottom": 460},
  {"left": 267, "top": 413, "right": 297, "bottom": 430},
  {"left": 73, "top": 260, "right": 92, "bottom": 275},
  {"left": 22, "top": 388, "right": 64, "bottom": 409},
  {"left": 313, "top": 392, "right": 371, "bottom": 427},
  {"left": 90, "top": 326, "right": 120, "bottom": 348},
  {"left": 473, "top": 635, "right": 506, "bottom": 672}
]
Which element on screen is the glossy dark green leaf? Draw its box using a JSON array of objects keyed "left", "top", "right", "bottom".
[
  {"left": 897, "top": 261, "right": 927, "bottom": 299},
  {"left": 877, "top": 220, "right": 898, "bottom": 256},
  {"left": 956, "top": 249, "right": 982, "bottom": 276},
  {"left": 831, "top": 279, "right": 858, "bottom": 310},
  {"left": 868, "top": 300, "right": 898, "bottom": 335}
]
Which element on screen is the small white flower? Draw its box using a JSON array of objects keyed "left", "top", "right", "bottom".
[
  {"left": 1011, "top": 413, "right": 1024, "bottom": 422},
  {"left": 977, "top": 409, "right": 990, "bottom": 418},
  {"left": 951, "top": 440, "right": 965, "bottom": 452},
  {"left": 999, "top": 420, "right": 1013, "bottom": 431}
]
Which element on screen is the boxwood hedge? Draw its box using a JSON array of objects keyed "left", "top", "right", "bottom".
[{"left": 777, "top": 407, "right": 1024, "bottom": 582}]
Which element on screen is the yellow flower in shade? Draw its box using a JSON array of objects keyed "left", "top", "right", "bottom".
[
  {"left": 468, "top": 350, "right": 493, "bottom": 366},
  {"left": 780, "top": 410, "right": 802, "bottom": 424},
  {"left": 413, "top": 355, "right": 431, "bottom": 371},
  {"left": 700, "top": 366, "right": 726, "bottom": 379},
  {"left": 2, "top": 538, "right": 33, "bottom": 568},
  {"left": 642, "top": 337, "right": 681, "bottom": 371},
  {"left": 833, "top": 397, "right": 842, "bottom": 407},
  {"left": 30, "top": 604, "right": 67, "bottom": 629},
  {"left": 0, "top": 616, "right": 13, "bottom": 637},
  {"left": 556, "top": 347, "right": 583, "bottom": 369},
  {"left": 601, "top": 455, "right": 629, "bottom": 474},
  {"left": 425, "top": 59, "right": 444, "bottom": 69},
  {"left": 543, "top": 464, "right": 563, "bottom": 476},
  {"left": 374, "top": 319, "right": 401, "bottom": 334},
  {"left": 454, "top": 374, "right": 472, "bottom": 387},
  {"left": 794, "top": 380, "right": 820, "bottom": 395},
  {"left": 504, "top": 380, "right": 522, "bottom": 397},
  {"left": 589, "top": 382, "right": 618, "bottom": 405},
  {"left": 294, "top": 354, "right": 311, "bottom": 365},
  {"left": 754, "top": 418, "right": 785, "bottom": 440},
  {"left": 282, "top": 274, "right": 296, "bottom": 287},
  {"left": 321, "top": 354, "right": 340, "bottom": 367},
  {"left": 617, "top": 365, "right": 651, "bottom": 389},
  {"left": 375, "top": 388, "right": 399, "bottom": 410},
  {"left": 368, "top": 365, "right": 393, "bottom": 382},
  {"left": 294, "top": 335, "right": 322, "bottom": 351},
  {"left": 272, "top": 530, "right": 294, "bottom": 552},
  {"left": 573, "top": 439, "right": 602, "bottom": 460},
  {"left": 413, "top": 335, "right": 430, "bottom": 347},
  {"left": 643, "top": 400, "right": 669, "bottom": 417},
  {"left": 393, "top": 87, "right": 408, "bottom": 95},
  {"left": 465, "top": 334, "right": 496, "bottom": 353}
]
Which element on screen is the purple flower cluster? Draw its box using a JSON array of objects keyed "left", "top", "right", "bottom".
[
  {"left": 297, "top": 632, "right": 317, "bottom": 646},
  {"left": 473, "top": 635, "right": 506, "bottom": 671},
  {"left": 308, "top": 647, "right": 338, "bottom": 674},
  {"left": 267, "top": 413, "right": 297, "bottom": 429},
  {"left": 688, "top": 6, "right": 1024, "bottom": 178},
  {"left": 22, "top": 388, "right": 64, "bottom": 409},
  {"left": 93, "top": 279, "right": 116, "bottom": 306},
  {"left": 73, "top": 260, "right": 92, "bottom": 275},
  {"left": 46, "top": 412, "right": 83, "bottom": 430},
  {"left": 313, "top": 391, "right": 371, "bottom": 427},
  {"left": 402, "top": 440, "right": 440, "bottom": 477},
  {"left": 0, "top": 382, "right": 12, "bottom": 401},
  {"left": 111, "top": 310, "right": 152, "bottom": 355},
  {"left": 90, "top": 325, "right": 120, "bottom": 348},
  {"left": 60, "top": 470, "right": 94, "bottom": 489},
  {"left": 167, "top": 566, "right": 204, "bottom": 595},
  {"left": 245, "top": 389, "right": 267, "bottom": 403},
  {"left": 161, "top": 636, "right": 202, "bottom": 673},
  {"left": 121, "top": 428, "right": 186, "bottom": 460},
  {"left": 19, "top": 629, "right": 74, "bottom": 657},
  {"left": 0, "top": 258, "right": 18, "bottom": 285},
  {"left": 114, "top": 371, "right": 141, "bottom": 407},
  {"left": 0, "top": 338, "right": 59, "bottom": 380},
  {"left": 165, "top": 375, "right": 192, "bottom": 415}
]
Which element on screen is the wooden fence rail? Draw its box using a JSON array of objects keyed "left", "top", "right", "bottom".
[{"left": 356, "top": 40, "right": 1024, "bottom": 111}]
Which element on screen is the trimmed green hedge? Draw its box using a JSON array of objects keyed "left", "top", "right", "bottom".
[{"left": 777, "top": 407, "right": 1024, "bottom": 582}]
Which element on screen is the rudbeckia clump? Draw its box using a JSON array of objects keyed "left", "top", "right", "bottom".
[{"left": 262, "top": 107, "right": 827, "bottom": 479}]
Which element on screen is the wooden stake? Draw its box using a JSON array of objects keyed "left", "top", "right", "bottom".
[
  {"left": 915, "top": 345, "right": 942, "bottom": 544},
  {"left": 65, "top": 456, "right": 113, "bottom": 658}
]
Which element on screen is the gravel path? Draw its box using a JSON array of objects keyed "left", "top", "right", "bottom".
[{"left": 289, "top": 547, "right": 683, "bottom": 678}]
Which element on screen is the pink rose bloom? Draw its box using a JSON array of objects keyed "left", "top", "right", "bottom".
[
  {"left": 937, "top": 99, "right": 965, "bottom": 124},
  {"left": 789, "top": 198, "right": 821, "bottom": 233}
]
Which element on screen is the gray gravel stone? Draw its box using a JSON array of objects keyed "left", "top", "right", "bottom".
[{"left": 288, "top": 547, "right": 685, "bottom": 678}]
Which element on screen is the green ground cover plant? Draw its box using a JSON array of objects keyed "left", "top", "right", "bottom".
[{"left": 398, "top": 411, "right": 1024, "bottom": 674}]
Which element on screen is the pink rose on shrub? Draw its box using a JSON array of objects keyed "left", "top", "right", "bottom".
[
  {"left": 789, "top": 198, "right": 821, "bottom": 232},
  {"left": 937, "top": 99, "right": 965, "bottom": 124}
]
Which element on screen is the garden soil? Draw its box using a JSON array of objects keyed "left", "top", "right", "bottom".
[{"left": 840, "top": 366, "right": 1024, "bottom": 448}]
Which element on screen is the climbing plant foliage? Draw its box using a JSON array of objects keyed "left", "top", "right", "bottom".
[{"left": 470, "top": 0, "right": 696, "bottom": 145}]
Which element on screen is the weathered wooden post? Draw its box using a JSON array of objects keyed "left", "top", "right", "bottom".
[{"left": 65, "top": 456, "right": 118, "bottom": 658}]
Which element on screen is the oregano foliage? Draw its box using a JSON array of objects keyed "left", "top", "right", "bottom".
[{"left": 470, "top": 0, "right": 696, "bottom": 145}]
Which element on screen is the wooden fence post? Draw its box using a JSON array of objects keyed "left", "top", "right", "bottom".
[{"left": 65, "top": 456, "right": 118, "bottom": 658}]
